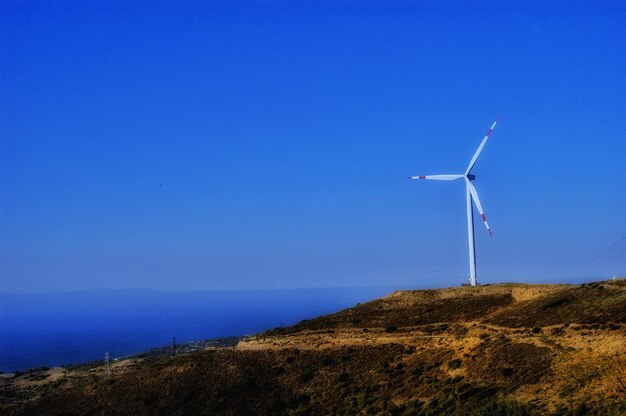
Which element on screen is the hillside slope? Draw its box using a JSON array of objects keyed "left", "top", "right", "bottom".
[{"left": 2, "top": 280, "right": 625, "bottom": 415}]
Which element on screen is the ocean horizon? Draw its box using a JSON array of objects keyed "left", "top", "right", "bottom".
[{"left": 0, "top": 286, "right": 397, "bottom": 372}]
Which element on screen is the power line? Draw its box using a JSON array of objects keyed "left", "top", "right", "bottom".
[
  {"left": 605, "top": 245, "right": 626, "bottom": 267},
  {"left": 567, "top": 235, "right": 626, "bottom": 278}
]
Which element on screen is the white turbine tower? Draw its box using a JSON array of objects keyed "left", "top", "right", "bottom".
[{"left": 406, "top": 117, "right": 499, "bottom": 286}]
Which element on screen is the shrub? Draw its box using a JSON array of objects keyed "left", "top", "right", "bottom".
[
  {"left": 271, "top": 366, "right": 285, "bottom": 376},
  {"left": 299, "top": 369, "right": 315, "bottom": 382},
  {"left": 452, "top": 375, "right": 464, "bottom": 383},
  {"left": 567, "top": 402, "right": 588, "bottom": 416},
  {"left": 448, "top": 359, "right": 462, "bottom": 370},
  {"left": 412, "top": 364, "right": 425, "bottom": 376},
  {"left": 288, "top": 394, "right": 310, "bottom": 408},
  {"left": 269, "top": 398, "right": 286, "bottom": 412},
  {"left": 474, "top": 398, "right": 536, "bottom": 416},
  {"left": 385, "top": 326, "right": 398, "bottom": 333},
  {"left": 337, "top": 372, "right": 350, "bottom": 383},
  {"left": 551, "top": 326, "right": 565, "bottom": 335},
  {"left": 321, "top": 356, "right": 335, "bottom": 366}
]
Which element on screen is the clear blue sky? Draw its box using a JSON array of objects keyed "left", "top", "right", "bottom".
[{"left": 1, "top": 1, "right": 625, "bottom": 293}]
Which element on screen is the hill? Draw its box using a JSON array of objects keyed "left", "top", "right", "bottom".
[{"left": 1, "top": 280, "right": 625, "bottom": 415}]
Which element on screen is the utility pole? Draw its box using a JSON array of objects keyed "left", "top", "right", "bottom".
[
  {"left": 172, "top": 337, "right": 176, "bottom": 356},
  {"left": 104, "top": 352, "right": 111, "bottom": 378}
]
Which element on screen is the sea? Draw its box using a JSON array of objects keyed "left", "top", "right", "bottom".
[{"left": 0, "top": 287, "right": 395, "bottom": 373}]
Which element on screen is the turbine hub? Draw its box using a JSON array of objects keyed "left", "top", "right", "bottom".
[{"left": 467, "top": 174, "right": 476, "bottom": 181}]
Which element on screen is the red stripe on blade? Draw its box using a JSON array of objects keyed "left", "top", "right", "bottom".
[
  {"left": 481, "top": 214, "right": 487, "bottom": 221},
  {"left": 419, "top": 176, "right": 426, "bottom": 179}
]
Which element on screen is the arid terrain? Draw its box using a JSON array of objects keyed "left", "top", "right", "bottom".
[{"left": 1, "top": 279, "right": 625, "bottom": 415}]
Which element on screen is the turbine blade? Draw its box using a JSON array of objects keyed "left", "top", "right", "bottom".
[
  {"left": 406, "top": 174, "right": 465, "bottom": 181},
  {"left": 465, "top": 116, "right": 499, "bottom": 175},
  {"left": 465, "top": 179, "right": 492, "bottom": 236}
]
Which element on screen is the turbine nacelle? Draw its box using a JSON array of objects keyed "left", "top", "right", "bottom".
[{"left": 467, "top": 174, "right": 476, "bottom": 181}]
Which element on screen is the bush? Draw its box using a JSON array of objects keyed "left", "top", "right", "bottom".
[
  {"left": 271, "top": 366, "right": 285, "bottom": 376},
  {"left": 287, "top": 394, "right": 310, "bottom": 408},
  {"left": 385, "top": 326, "right": 398, "bottom": 333},
  {"left": 566, "top": 402, "right": 588, "bottom": 416},
  {"left": 448, "top": 359, "right": 462, "bottom": 370},
  {"left": 269, "top": 398, "right": 286, "bottom": 412},
  {"left": 337, "top": 372, "right": 350, "bottom": 383},
  {"left": 474, "top": 398, "right": 536, "bottom": 416},
  {"left": 299, "top": 369, "right": 315, "bottom": 382},
  {"left": 321, "top": 356, "right": 335, "bottom": 366},
  {"left": 452, "top": 375, "right": 464, "bottom": 383}
]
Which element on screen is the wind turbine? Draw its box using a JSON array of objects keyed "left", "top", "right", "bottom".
[{"left": 406, "top": 117, "right": 499, "bottom": 286}]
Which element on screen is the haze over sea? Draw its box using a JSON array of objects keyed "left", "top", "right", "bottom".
[{"left": 0, "top": 287, "right": 398, "bottom": 373}]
